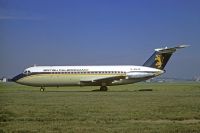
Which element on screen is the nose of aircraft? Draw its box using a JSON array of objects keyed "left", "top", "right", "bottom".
[{"left": 12, "top": 73, "right": 24, "bottom": 82}]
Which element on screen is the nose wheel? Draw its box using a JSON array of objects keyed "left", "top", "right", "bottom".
[
  {"left": 40, "top": 87, "right": 45, "bottom": 92},
  {"left": 100, "top": 86, "right": 108, "bottom": 91}
]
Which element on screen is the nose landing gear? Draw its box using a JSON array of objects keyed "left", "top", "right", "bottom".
[{"left": 40, "top": 87, "right": 45, "bottom": 92}]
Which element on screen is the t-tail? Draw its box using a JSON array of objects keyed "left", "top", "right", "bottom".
[{"left": 143, "top": 45, "right": 189, "bottom": 70}]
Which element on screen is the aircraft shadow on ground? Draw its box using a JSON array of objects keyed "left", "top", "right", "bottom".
[{"left": 16, "top": 89, "right": 153, "bottom": 93}]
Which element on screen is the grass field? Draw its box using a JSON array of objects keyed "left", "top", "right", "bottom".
[{"left": 1, "top": 82, "right": 200, "bottom": 133}]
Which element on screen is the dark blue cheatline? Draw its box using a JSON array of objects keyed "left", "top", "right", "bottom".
[{"left": 12, "top": 73, "right": 25, "bottom": 82}]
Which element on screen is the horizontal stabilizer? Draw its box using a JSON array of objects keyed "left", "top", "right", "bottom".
[{"left": 155, "top": 45, "right": 190, "bottom": 53}]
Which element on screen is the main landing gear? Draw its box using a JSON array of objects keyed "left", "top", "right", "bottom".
[
  {"left": 40, "top": 87, "right": 45, "bottom": 92},
  {"left": 100, "top": 86, "right": 108, "bottom": 91}
]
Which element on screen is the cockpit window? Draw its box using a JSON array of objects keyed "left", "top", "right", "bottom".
[
  {"left": 23, "top": 70, "right": 27, "bottom": 74},
  {"left": 23, "top": 70, "right": 31, "bottom": 75}
]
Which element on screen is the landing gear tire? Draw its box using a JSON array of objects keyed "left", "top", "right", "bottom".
[
  {"left": 40, "top": 87, "right": 45, "bottom": 92},
  {"left": 100, "top": 86, "right": 108, "bottom": 91}
]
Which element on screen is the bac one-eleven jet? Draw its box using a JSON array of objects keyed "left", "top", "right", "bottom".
[{"left": 12, "top": 45, "right": 189, "bottom": 91}]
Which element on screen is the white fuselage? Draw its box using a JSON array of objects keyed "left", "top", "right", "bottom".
[{"left": 13, "top": 65, "right": 164, "bottom": 87}]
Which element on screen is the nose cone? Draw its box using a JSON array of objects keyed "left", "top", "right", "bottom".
[{"left": 12, "top": 73, "right": 24, "bottom": 82}]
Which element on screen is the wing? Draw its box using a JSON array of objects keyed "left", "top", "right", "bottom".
[{"left": 80, "top": 75, "right": 126, "bottom": 86}]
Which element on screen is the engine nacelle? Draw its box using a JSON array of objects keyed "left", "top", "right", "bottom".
[{"left": 126, "top": 72, "right": 155, "bottom": 79}]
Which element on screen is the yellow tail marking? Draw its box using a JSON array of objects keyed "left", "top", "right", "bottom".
[{"left": 155, "top": 54, "right": 164, "bottom": 69}]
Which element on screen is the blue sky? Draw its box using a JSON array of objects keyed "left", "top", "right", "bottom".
[{"left": 1, "top": 0, "right": 200, "bottom": 78}]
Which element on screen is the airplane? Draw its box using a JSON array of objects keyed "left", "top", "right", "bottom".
[{"left": 12, "top": 45, "right": 189, "bottom": 91}]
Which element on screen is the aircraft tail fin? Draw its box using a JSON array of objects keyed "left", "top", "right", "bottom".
[{"left": 143, "top": 45, "right": 189, "bottom": 70}]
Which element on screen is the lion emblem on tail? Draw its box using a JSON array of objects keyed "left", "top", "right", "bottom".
[{"left": 155, "top": 54, "right": 164, "bottom": 69}]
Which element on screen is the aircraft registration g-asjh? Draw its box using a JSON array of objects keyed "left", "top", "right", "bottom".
[{"left": 12, "top": 45, "right": 189, "bottom": 91}]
